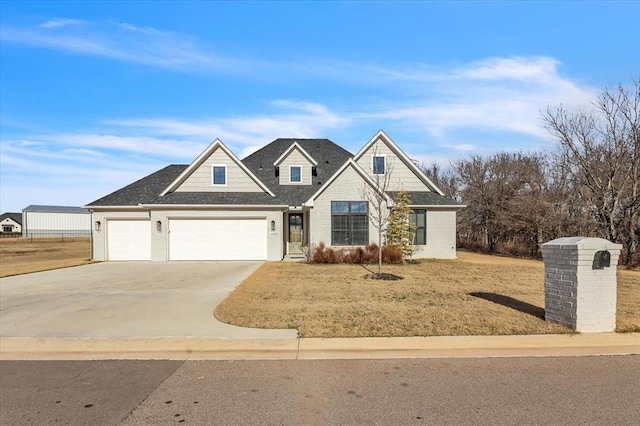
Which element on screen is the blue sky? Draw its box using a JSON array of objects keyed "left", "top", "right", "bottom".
[{"left": 1, "top": 1, "right": 638, "bottom": 213}]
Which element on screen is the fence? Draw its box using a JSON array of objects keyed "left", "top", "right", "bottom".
[{"left": 0, "top": 230, "right": 92, "bottom": 240}]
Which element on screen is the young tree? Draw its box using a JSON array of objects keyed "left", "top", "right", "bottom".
[
  {"left": 387, "top": 190, "right": 416, "bottom": 261},
  {"left": 361, "top": 151, "right": 394, "bottom": 275}
]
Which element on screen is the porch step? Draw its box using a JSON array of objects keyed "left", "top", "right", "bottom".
[{"left": 284, "top": 253, "right": 306, "bottom": 262}]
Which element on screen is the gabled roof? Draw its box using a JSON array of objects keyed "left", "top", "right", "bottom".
[
  {"left": 305, "top": 158, "right": 394, "bottom": 207},
  {"left": 22, "top": 205, "right": 88, "bottom": 214},
  {"left": 353, "top": 130, "right": 445, "bottom": 196},
  {"left": 0, "top": 212, "right": 22, "bottom": 225},
  {"left": 86, "top": 133, "right": 462, "bottom": 209},
  {"left": 160, "top": 138, "right": 275, "bottom": 197},
  {"left": 273, "top": 141, "right": 318, "bottom": 167},
  {"left": 86, "top": 165, "right": 280, "bottom": 207},
  {"left": 242, "top": 138, "right": 353, "bottom": 206},
  {"left": 87, "top": 139, "right": 353, "bottom": 207}
]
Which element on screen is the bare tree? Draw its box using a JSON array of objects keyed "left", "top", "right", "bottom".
[
  {"left": 421, "top": 162, "right": 460, "bottom": 200},
  {"left": 542, "top": 81, "right": 640, "bottom": 265},
  {"left": 361, "top": 152, "right": 394, "bottom": 275}
]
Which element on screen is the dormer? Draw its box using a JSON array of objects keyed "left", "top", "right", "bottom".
[{"left": 273, "top": 142, "right": 318, "bottom": 186}]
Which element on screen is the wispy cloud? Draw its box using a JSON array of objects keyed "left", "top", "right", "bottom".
[
  {"left": 0, "top": 14, "right": 601, "bottom": 212},
  {"left": 38, "top": 18, "right": 87, "bottom": 29},
  {"left": 1, "top": 19, "right": 235, "bottom": 71},
  {"left": 0, "top": 100, "right": 351, "bottom": 209},
  {"left": 106, "top": 100, "right": 350, "bottom": 149}
]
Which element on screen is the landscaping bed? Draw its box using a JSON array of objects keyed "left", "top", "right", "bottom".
[{"left": 215, "top": 251, "right": 640, "bottom": 337}]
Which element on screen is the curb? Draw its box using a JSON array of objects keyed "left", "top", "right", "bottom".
[{"left": 1, "top": 333, "right": 638, "bottom": 361}]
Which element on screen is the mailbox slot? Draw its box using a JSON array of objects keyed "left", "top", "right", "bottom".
[{"left": 592, "top": 250, "right": 611, "bottom": 269}]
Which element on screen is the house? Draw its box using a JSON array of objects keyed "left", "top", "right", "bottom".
[
  {"left": 22, "top": 205, "right": 91, "bottom": 238},
  {"left": 0, "top": 212, "right": 22, "bottom": 235},
  {"left": 86, "top": 130, "right": 464, "bottom": 261}
]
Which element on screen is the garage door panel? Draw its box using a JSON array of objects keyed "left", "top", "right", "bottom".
[
  {"left": 107, "top": 220, "right": 151, "bottom": 261},
  {"left": 169, "top": 219, "right": 266, "bottom": 260}
]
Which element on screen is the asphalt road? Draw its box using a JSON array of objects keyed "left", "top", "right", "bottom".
[{"left": 1, "top": 356, "right": 639, "bottom": 425}]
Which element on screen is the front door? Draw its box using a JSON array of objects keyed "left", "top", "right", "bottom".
[{"left": 288, "top": 213, "right": 303, "bottom": 254}]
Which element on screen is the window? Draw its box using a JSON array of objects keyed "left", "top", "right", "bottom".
[
  {"left": 3, "top": 225, "right": 13, "bottom": 233},
  {"left": 212, "top": 165, "right": 226, "bottom": 185},
  {"left": 412, "top": 209, "right": 426, "bottom": 245},
  {"left": 372, "top": 156, "right": 385, "bottom": 174},
  {"left": 290, "top": 166, "right": 301, "bottom": 183},
  {"left": 331, "top": 201, "right": 368, "bottom": 245}
]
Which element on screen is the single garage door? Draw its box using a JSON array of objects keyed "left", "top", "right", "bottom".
[
  {"left": 169, "top": 219, "right": 267, "bottom": 260},
  {"left": 107, "top": 220, "right": 151, "bottom": 260}
]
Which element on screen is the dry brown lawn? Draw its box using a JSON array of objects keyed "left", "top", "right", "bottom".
[
  {"left": 0, "top": 238, "right": 93, "bottom": 277},
  {"left": 215, "top": 251, "right": 640, "bottom": 337}
]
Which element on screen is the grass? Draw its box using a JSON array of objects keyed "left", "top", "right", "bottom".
[
  {"left": 215, "top": 251, "right": 640, "bottom": 337},
  {"left": 0, "top": 238, "right": 93, "bottom": 278}
]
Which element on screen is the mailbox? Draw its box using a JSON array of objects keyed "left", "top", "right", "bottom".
[
  {"left": 542, "top": 237, "right": 621, "bottom": 332},
  {"left": 592, "top": 250, "right": 611, "bottom": 269}
]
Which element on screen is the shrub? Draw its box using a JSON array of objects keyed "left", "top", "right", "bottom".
[
  {"left": 382, "top": 244, "right": 403, "bottom": 264},
  {"left": 309, "top": 242, "right": 402, "bottom": 265},
  {"left": 363, "top": 243, "right": 379, "bottom": 263},
  {"left": 312, "top": 242, "right": 328, "bottom": 263},
  {"left": 326, "top": 247, "right": 338, "bottom": 264}
]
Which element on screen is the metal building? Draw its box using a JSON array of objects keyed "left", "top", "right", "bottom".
[{"left": 22, "top": 205, "right": 91, "bottom": 238}]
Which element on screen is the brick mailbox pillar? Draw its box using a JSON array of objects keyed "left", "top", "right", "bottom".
[{"left": 541, "top": 237, "right": 622, "bottom": 333}]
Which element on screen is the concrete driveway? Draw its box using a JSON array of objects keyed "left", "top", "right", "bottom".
[{"left": 0, "top": 262, "right": 297, "bottom": 339}]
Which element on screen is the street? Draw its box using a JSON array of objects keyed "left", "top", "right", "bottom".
[{"left": 1, "top": 356, "right": 639, "bottom": 425}]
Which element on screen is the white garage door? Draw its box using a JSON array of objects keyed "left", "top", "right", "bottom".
[
  {"left": 107, "top": 220, "right": 151, "bottom": 261},
  {"left": 169, "top": 219, "right": 267, "bottom": 260}
]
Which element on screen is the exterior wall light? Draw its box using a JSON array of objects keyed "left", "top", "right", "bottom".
[
  {"left": 156, "top": 220, "right": 162, "bottom": 232},
  {"left": 271, "top": 220, "right": 276, "bottom": 231},
  {"left": 94, "top": 221, "right": 101, "bottom": 232}
]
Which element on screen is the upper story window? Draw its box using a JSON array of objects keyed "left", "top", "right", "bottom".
[
  {"left": 290, "top": 166, "right": 301, "bottom": 183},
  {"left": 212, "top": 165, "right": 227, "bottom": 185},
  {"left": 372, "top": 156, "right": 385, "bottom": 175}
]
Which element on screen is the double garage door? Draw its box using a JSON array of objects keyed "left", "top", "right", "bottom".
[{"left": 106, "top": 218, "right": 267, "bottom": 261}]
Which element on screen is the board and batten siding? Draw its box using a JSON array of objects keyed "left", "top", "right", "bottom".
[
  {"left": 309, "top": 165, "right": 382, "bottom": 248},
  {"left": 356, "top": 139, "right": 429, "bottom": 192},
  {"left": 23, "top": 211, "right": 91, "bottom": 237},
  {"left": 278, "top": 149, "right": 313, "bottom": 185},
  {"left": 175, "top": 147, "right": 263, "bottom": 192}
]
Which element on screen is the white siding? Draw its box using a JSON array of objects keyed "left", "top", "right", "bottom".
[
  {"left": 24, "top": 211, "right": 91, "bottom": 236},
  {"left": 0, "top": 218, "right": 21, "bottom": 233},
  {"left": 176, "top": 147, "right": 263, "bottom": 192},
  {"left": 356, "top": 138, "right": 430, "bottom": 192},
  {"left": 413, "top": 210, "right": 457, "bottom": 259},
  {"left": 278, "top": 149, "right": 313, "bottom": 185},
  {"left": 309, "top": 165, "right": 384, "bottom": 248}
]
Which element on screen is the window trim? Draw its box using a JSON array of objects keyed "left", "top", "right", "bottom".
[
  {"left": 372, "top": 155, "right": 386, "bottom": 175},
  {"left": 331, "top": 201, "right": 369, "bottom": 246},
  {"left": 212, "top": 164, "right": 227, "bottom": 186},
  {"left": 412, "top": 209, "right": 427, "bottom": 245},
  {"left": 289, "top": 165, "right": 302, "bottom": 184}
]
